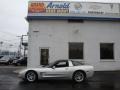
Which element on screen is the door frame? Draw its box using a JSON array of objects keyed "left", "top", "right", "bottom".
[{"left": 39, "top": 47, "right": 49, "bottom": 65}]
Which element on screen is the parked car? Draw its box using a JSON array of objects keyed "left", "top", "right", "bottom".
[
  {"left": 13, "top": 57, "right": 27, "bottom": 66},
  {"left": 9, "top": 57, "right": 19, "bottom": 64},
  {"left": 12, "top": 57, "right": 22, "bottom": 65},
  {"left": 18, "top": 60, "right": 94, "bottom": 83},
  {"left": 0, "top": 56, "right": 3, "bottom": 59},
  {"left": 0, "top": 56, "right": 11, "bottom": 65}
]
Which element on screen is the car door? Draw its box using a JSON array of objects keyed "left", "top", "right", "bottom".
[{"left": 43, "top": 60, "right": 69, "bottom": 78}]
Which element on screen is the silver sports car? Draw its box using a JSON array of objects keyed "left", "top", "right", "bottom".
[{"left": 18, "top": 60, "right": 94, "bottom": 83}]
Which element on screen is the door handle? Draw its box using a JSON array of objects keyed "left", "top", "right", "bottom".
[{"left": 65, "top": 68, "right": 68, "bottom": 70}]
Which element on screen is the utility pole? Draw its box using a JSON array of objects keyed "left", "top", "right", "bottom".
[
  {"left": 22, "top": 35, "right": 28, "bottom": 58},
  {"left": 17, "top": 35, "right": 28, "bottom": 58},
  {"left": 17, "top": 36, "right": 22, "bottom": 57},
  {"left": 0, "top": 41, "right": 3, "bottom": 56}
]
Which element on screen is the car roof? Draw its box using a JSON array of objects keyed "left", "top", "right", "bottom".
[{"left": 56, "top": 59, "right": 71, "bottom": 62}]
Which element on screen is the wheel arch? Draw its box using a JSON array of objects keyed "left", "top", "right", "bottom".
[
  {"left": 72, "top": 70, "right": 86, "bottom": 78},
  {"left": 25, "top": 70, "right": 38, "bottom": 79}
]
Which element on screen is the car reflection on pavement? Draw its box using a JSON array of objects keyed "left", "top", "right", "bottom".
[
  {"left": 0, "top": 67, "right": 120, "bottom": 90},
  {"left": 17, "top": 79, "right": 118, "bottom": 90}
]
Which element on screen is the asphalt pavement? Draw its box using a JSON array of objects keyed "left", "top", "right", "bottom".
[{"left": 0, "top": 66, "right": 120, "bottom": 90}]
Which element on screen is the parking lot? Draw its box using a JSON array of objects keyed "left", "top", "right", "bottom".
[{"left": 0, "top": 66, "right": 120, "bottom": 90}]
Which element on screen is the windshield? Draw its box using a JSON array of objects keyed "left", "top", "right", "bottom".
[
  {"left": 43, "top": 62, "right": 55, "bottom": 68},
  {"left": 0, "top": 56, "right": 9, "bottom": 60},
  {"left": 71, "top": 61, "right": 85, "bottom": 66}
]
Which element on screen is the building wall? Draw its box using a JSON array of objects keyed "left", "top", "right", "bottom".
[{"left": 28, "top": 20, "right": 120, "bottom": 71}]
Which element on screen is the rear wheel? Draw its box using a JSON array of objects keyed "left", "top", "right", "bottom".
[
  {"left": 25, "top": 71, "right": 38, "bottom": 82},
  {"left": 17, "top": 63, "right": 21, "bottom": 66},
  {"left": 73, "top": 71, "right": 85, "bottom": 83}
]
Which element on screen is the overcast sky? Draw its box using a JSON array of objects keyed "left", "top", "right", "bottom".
[
  {"left": 0, "top": 0, "right": 120, "bottom": 51},
  {"left": 0, "top": 0, "right": 29, "bottom": 51}
]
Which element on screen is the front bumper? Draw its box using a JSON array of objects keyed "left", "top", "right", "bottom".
[
  {"left": 86, "top": 70, "right": 94, "bottom": 78},
  {"left": 17, "top": 70, "right": 26, "bottom": 79}
]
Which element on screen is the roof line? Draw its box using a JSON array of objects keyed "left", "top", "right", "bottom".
[
  {"left": 29, "top": 0, "right": 120, "bottom": 4},
  {"left": 26, "top": 16, "right": 120, "bottom": 21}
]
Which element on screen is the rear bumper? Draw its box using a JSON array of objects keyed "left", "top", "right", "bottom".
[
  {"left": 18, "top": 74, "right": 23, "bottom": 78},
  {"left": 0, "top": 61, "right": 9, "bottom": 64},
  {"left": 18, "top": 71, "right": 26, "bottom": 79}
]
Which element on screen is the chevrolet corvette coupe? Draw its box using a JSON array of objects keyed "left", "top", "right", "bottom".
[{"left": 18, "top": 60, "right": 94, "bottom": 83}]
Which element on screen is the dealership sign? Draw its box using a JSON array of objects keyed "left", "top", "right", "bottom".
[
  {"left": 28, "top": 2, "right": 70, "bottom": 13},
  {"left": 28, "top": 1, "right": 120, "bottom": 18}
]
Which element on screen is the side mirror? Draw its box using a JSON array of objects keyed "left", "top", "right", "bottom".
[{"left": 52, "top": 66, "right": 56, "bottom": 69}]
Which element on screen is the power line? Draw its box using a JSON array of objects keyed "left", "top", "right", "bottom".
[
  {"left": 0, "top": 30, "right": 19, "bottom": 37},
  {"left": 0, "top": 41, "right": 19, "bottom": 47},
  {"left": 0, "top": 37, "right": 19, "bottom": 43},
  {"left": 0, "top": 37, "right": 19, "bottom": 47}
]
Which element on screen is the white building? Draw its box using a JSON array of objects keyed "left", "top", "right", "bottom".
[{"left": 27, "top": 0, "right": 120, "bottom": 71}]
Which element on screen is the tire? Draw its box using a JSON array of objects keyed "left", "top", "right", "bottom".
[
  {"left": 14, "top": 63, "right": 17, "bottom": 66},
  {"left": 73, "top": 71, "right": 86, "bottom": 83},
  {"left": 8, "top": 61, "right": 11, "bottom": 65},
  {"left": 17, "top": 63, "right": 21, "bottom": 66},
  {"left": 25, "top": 71, "right": 38, "bottom": 82},
  {"left": 6, "top": 62, "right": 9, "bottom": 65}
]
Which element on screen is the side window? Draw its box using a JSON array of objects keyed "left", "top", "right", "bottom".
[{"left": 55, "top": 61, "right": 68, "bottom": 68}]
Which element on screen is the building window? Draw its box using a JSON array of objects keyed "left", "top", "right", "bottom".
[
  {"left": 100, "top": 43, "right": 114, "bottom": 59},
  {"left": 69, "top": 43, "right": 83, "bottom": 59}
]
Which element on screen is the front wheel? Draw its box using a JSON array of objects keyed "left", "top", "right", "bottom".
[
  {"left": 73, "top": 71, "right": 86, "bottom": 83},
  {"left": 25, "top": 71, "right": 38, "bottom": 82}
]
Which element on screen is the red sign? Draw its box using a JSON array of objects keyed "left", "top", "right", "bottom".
[{"left": 28, "top": 2, "right": 46, "bottom": 13}]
